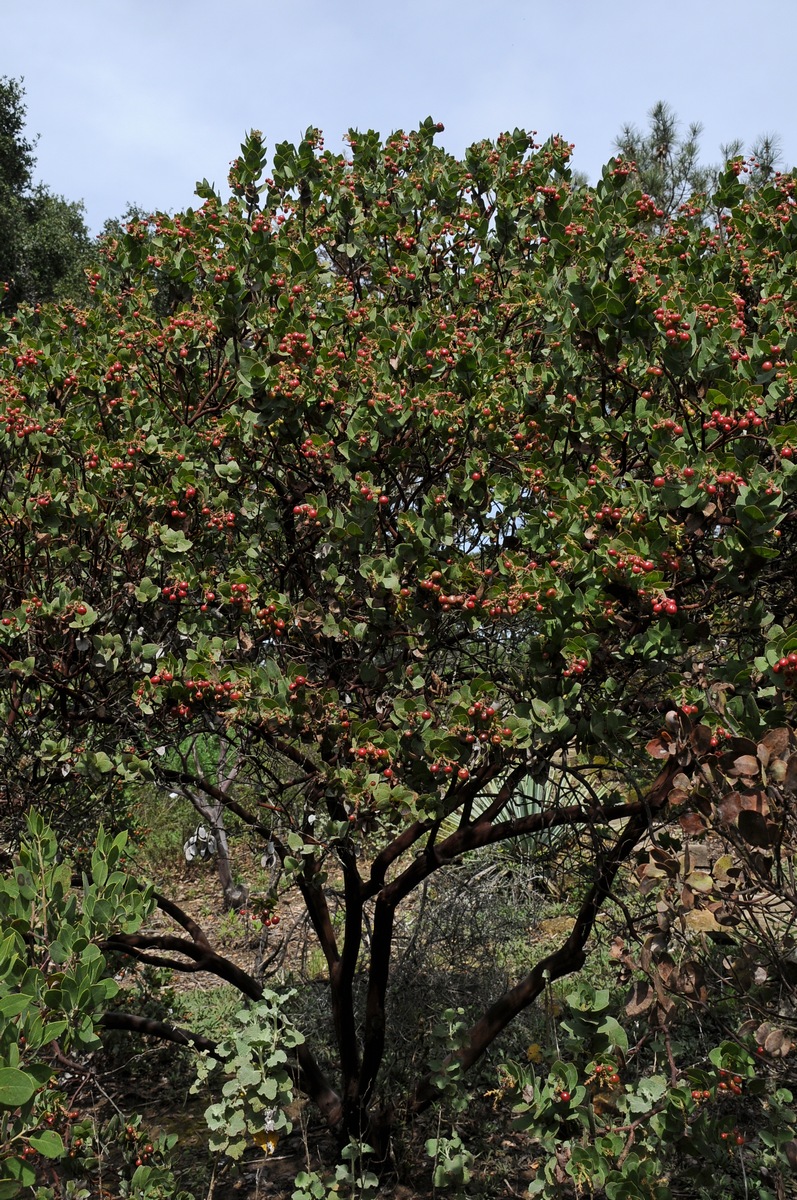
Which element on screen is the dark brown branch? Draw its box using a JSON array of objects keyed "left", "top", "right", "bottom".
[
  {"left": 106, "top": 947, "right": 207, "bottom": 973},
  {"left": 332, "top": 847, "right": 364, "bottom": 1104},
  {"left": 99, "top": 1010, "right": 217, "bottom": 1052},
  {"left": 363, "top": 756, "right": 508, "bottom": 899},
  {"left": 358, "top": 895, "right": 394, "bottom": 1108},
  {"left": 467, "top": 761, "right": 530, "bottom": 828},
  {"left": 385, "top": 794, "right": 652, "bottom": 908},
  {"left": 153, "top": 891, "right": 211, "bottom": 949},
  {"left": 365, "top": 817, "right": 430, "bottom": 897},
  {"left": 296, "top": 860, "right": 340, "bottom": 971},
  {"left": 104, "top": 935, "right": 344, "bottom": 1128},
  {"left": 161, "top": 768, "right": 279, "bottom": 847},
  {"left": 103, "top": 933, "right": 263, "bottom": 1000}
]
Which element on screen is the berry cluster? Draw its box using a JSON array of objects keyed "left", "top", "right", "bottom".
[
  {"left": 702, "top": 407, "right": 764, "bottom": 435},
  {"left": 256, "top": 604, "right": 288, "bottom": 637},
  {"left": 462, "top": 700, "right": 513, "bottom": 746},
  {"left": 605, "top": 548, "right": 656, "bottom": 576},
  {"left": 204, "top": 508, "right": 237, "bottom": 529},
  {"left": 653, "top": 306, "right": 689, "bottom": 339},
  {"left": 772, "top": 653, "right": 797, "bottom": 687},
  {"left": 3, "top": 404, "right": 43, "bottom": 438},
  {"left": 162, "top": 581, "right": 190, "bottom": 603},
  {"left": 184, "top": 678, "right": 244, "bottom": 703},
  {"left": 229, "top": 582, "right": 252, "bottom": 610},
  {"left": 14, "top": 348, "right": 42, "bottom": 369},
  {"left": 355, "top": 742, "right": 391, "bottom": 767},
  {"left": 278, "top": 330, "right": 313, "bottom": 362},
  {"left": 292, "top": 502, "right": 319, "bottom": 520},
  {"left": 595, "top": 504, "right": 624, "bottom": 525},
  {"left": 593, "top": 1062, "right": 621, "bottom": 1088},
  {"left": 287, "top": 675, "right": 311, "bottom": 703}
]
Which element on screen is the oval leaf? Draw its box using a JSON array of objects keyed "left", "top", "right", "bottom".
[
  {"left": 679, "top": 812, "right": 706, "bottom": 836},
  {"left": 731, "top": 755, "right": 760, "bottom": 777},
  {"left": 0, "top": 1067, "right": 38, "bottom": 1109},
  {"left": 716, "top": 791, "right": 741, "bottom": 824},
  {"left": 646, "top": 736, "right": 671, "bottom": 760},
  {"left": 29, "top": 1130, "right": 65, "bottom": 1158}
]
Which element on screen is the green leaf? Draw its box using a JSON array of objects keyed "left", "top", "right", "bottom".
[
  {"left": 214, "top": 460, "right": 241, "bottom": 482},
  {"left": 0, "top": 994, "right": 31, "bottom": 1018},
  {"left": 29, "top": 1129, "right": 65, "bottom": 1158},
  {"left": 159, "top": 527, "right": 193, "bottom": 553},
  {"left": 134, "top": 576, "right": 160, "bottom": 602},
  {"left": 0, "top": 1066, "right": 38, "bottom": 1108}
]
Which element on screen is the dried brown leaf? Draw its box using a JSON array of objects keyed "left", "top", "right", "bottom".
[
  {"left": 673, "top": 959, "right": 707, "bottom": 1001},
  {"left": 646, "top": 735, "right": 672, "bottom": 760},
  {"left": 679, "top": 812, "right": 706, "bottom": 836},
  {"left": 764, "top": 1028, "right": 794, "bottom": 1057},
  {"left": 690, "top": 724, "right": 714, "bottom": 756},
  {"left": 656, "top": 952, "right": 676, "bottom": 984},
  {"left": 683, "top": 909, "right": 722, "bottom": 933},
  {"left": 769, "top": 758, "right": 788, "bottom": 783},
  {"left": 730, "top": 754, "right": 761, "bottom": 778},
  {"left": 716, "top": 792, "right": 741, "bottom": 824},
  {"left": 759, "top": 727, "right": 791, "bottom": 759},
  {"left": 739, "top": 790, "right": 769, "bottom": 816},
  {"left": 640, "top": 937, "right": 669, "bottom": 974},
  {"left": 609, "top": 937, "right": 626, "bottom": 960},
  {"left": 728, "top": 737, "right": 759, "bottom": 756},
  {"left": 625, "top": 980, "right": 655, "bottom": 1018}
]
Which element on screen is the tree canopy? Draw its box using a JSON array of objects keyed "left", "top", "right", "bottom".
[
  {"left": 0, "top": 76, "right": 91, "bottom": 313},
  {"left": 1, "top": 118, "right": 796, "bottom": 1185}
]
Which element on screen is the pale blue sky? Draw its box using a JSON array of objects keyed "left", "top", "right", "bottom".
[{"left": 4, "top": 0, "right": 796, "bottom": 232}]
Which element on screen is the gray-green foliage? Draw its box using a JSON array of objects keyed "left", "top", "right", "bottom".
[
  {"left": 0, "top": 811, "right": 154, "bottom": 1192},
  {"left": 192, "top": 992, "right": 303, "bottom": 1160}
]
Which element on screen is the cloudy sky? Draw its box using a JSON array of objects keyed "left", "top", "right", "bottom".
[{"left": 4, "top": 0, "right": 796, "bottom": 233}]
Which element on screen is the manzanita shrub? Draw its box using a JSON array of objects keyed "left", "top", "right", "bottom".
[{"left": 1, "top": 117, "right": 796, "bottom": 1174}]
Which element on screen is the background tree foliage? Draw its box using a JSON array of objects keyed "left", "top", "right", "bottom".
[
  {"left": 1, "top": 116, "right": 797, "bottom": 1191},
  {"left": 615, "top": 99, "right": 782, "bottom": 219},
  {"left": 0, "top": 77, "right": 91, "bottom": 313}
]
